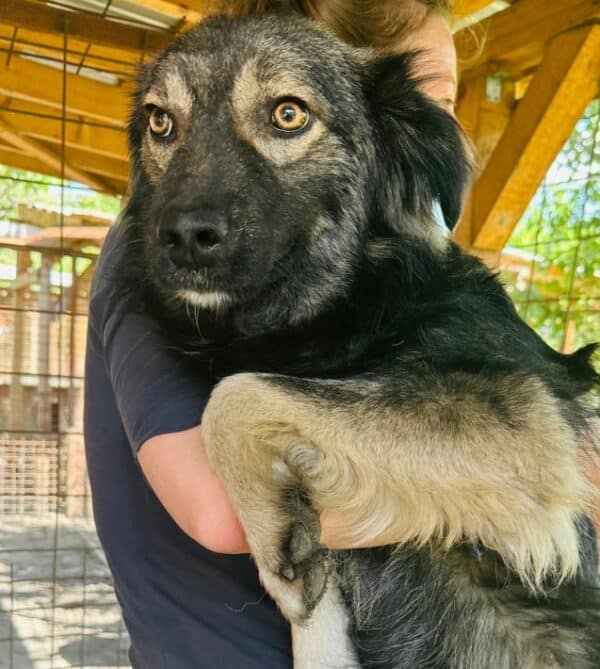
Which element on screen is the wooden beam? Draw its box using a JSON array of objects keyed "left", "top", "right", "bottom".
[
  {"left": 455, "top": 0, "right": 499, "bottom": 16},
  {"left": 123, "top": 0, "right": 203, "bottom": 27},
  {"left": 63, "top": 146, "right": 128, "bottom": 183},
  {"left": 454, "top": 74, "right": 486, "bottom": 248},
  {"left": 0, "top": 56, "right": 131, "bottom": 126},
  {"left": 0, "top": 0, "right": 174, "bottom": 55},
  {"left": 0, "top": 141, "right": 128, "bottom": 188},
  {"left": 0, "top": 114, "right": 111, "bottom": 191},
  {"left": 457, "top": 0, "right": 600, "bottom": 79},
  {"left": 470, "top": 25, "right": 600, "bottom": 251},
  {"left": 0, "top": 236, "right": 99, "bottom": 258},
  {"left": 0, "top": 147, "right": 125, "bottom": 195},
  {"left": 10, "top": 250, "right": 28, "bottom": 430},
  {"left": 17, "top": 204, "right": 112, "bottom": 229},
  {"left": 1, "top": 103, "right": 127, "bottom": 161}
]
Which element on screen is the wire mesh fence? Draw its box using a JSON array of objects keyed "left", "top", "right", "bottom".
[
  {"left": 0, "top": 3, "right": 597, "bottom": 667},
  {"left": 499, "top": 100, "right": 599, "bottom": 355}
]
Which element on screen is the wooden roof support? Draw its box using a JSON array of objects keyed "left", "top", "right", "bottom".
[
  {"left": 0, "top": 0, "right": 173, "bottom": 55},
  {"left": 0, "top": 114, "right": 112, "bottom": 192},
  {"left": 455, "top": 0, "right": 504, "bottom": 17},
  {"left": 125, "top": 0, "right": 203, "bottom": 27},
  {"left": 0, "top": 147, "right": 126, "bottom": 195},
  {"left": 0, "top": 55, "right": 131, "bottom": 126},
  {"left": 454, "top": 74, "right": 486, "bottom": 249},
  {"left": 63, "top": 147, "right": 129, "bottom": 183},
  {"left": 17, "top": 204, "right": 114, "bottom": 229},
  {"left": 456, "top": 0, "right": 600, "bottom": 80},
  {"left": 455, "top": 71, "right": 515, "bottom": 254},
  {"left": 1, "top": 104, "right": 127, "bottom": 161},
  {"left": 469, "top": 24, "right": 600, "bottom": 252}
]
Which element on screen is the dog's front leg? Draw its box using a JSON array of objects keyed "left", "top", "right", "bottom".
[
  {"left": 291, "top": 581, "right": 359, "bottom": 669},
  {"left": 202, "top": 370, "right": 589, "bottom": 621},
  {"left": 202, "top": 373, "right": 331, "bottom": 621}
]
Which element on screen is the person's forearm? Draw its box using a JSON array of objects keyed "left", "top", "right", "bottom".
[
  {"left": 139, "top": 424, "right": 251, "bottom": 554},
  {"left": 139, "top": 421, "right": 412, "bottom": 555}
]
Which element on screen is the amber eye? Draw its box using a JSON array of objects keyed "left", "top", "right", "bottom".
[
  {"left": 148, "top": 107, "right": 174, "bottom": 138},
  {"left": 271, "top": 99, "right": 310, "bottom": 133}
]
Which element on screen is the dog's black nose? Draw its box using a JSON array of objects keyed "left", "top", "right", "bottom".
[{"left": 159, "top": 211, "right": 228, "bottom": 267}]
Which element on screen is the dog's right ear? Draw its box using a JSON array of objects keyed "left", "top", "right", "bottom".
[{"left": 364, "top": 53, "right": 472, "bottom": 233}]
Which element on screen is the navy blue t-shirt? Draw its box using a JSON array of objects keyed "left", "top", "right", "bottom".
[{"left": 84, "top": 224, "right": 292, "bottom": 668}]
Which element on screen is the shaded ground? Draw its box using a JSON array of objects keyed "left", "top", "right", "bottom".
[{"left": 0, "top": 517, "right": 129, "bottom": 669}]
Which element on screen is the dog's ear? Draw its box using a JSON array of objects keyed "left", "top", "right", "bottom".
[{"left": 364, "top": 53, "right": 472, "bottom": 232}]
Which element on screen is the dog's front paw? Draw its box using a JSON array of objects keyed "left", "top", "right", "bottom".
[
  {"left": 253, "top": 485, "right": 329, "bottom": 623},
  {"left": 257, "top": 538, "right": 330, "bottom": 624},
  {"left": 282, "top": 487, "right": 329, "bottom": 604}
]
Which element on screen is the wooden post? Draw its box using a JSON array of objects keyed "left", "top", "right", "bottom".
[
  {"left": 470, "top": 25, "right": 600, "bottom": 252},
  {"left": 9, "top": 251, "right": 29, "bottom": 431},
  {"left": 37, "top": 254, "right": 53, "bottom": 433}
]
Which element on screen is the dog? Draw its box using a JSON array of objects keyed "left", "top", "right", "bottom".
[{"left": 117, "top": 12, "right": 600, "bottom": 668}]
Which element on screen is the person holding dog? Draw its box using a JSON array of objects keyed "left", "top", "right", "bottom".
[{"left": 84, "top": 2, "right": 459, "bottom": 667}]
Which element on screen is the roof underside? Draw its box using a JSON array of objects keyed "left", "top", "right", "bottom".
[{"left": 0, "top": 0, "right": 598, "bottom": 254}]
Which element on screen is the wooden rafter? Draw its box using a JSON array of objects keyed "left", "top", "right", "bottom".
[
  {"left": 124, "top": 0, "right": 203, "bottom": 27},
  {"left": 0, "top": 114, "right": 111, "bottom": 191},
  {"left": 17, "top": 204, "right": 114, "bottom": 229},
  {"left": 456, "top": 0, "right": 600, "bottom": 80},
  {"left": 455, "top": 0, "right": 506, "bottom": 17},
  {"left": 0, "top": 0, "right": 172, "bottom": 55},
  {"left": 0, "top": 147, "right": 126, "bottom": 195},
  {"left": 1, "top": 102, "right": 127, "bottom": 161},
  {"left": 0, "top": 55, "right": 131, "bottom": 126},
  {"left": 469, "top": 24, "right": 600, "bottom": 252},
  {"left": 63, "top": 147, "right": 128, "bottom": 183}
]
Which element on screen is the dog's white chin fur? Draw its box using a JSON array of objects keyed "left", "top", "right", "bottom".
[{"left": 177, "top": 289, "right": 232, "bottom": 310}]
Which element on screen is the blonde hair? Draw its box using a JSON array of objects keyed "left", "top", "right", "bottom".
[{"left": 207, "top": 0, "right": 452, "bottom": 48}]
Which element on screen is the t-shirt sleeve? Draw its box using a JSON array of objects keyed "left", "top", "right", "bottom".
[{"left": 89, "top": 224, "right": 211, "bottom": 454}]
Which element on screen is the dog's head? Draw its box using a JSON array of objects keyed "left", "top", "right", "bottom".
[{"left": 125, "top": 13, "right": 471, "bottom": 335}]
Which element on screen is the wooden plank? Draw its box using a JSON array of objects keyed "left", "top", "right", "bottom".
[
  {"left": 9, "top": 251, "right": 29, "bottom": 430},
  {"left": 0, "top": 22, "right": 145, "bottom": 74},
  {"left": 455, "top": 0, "right": 498, "bottom": 16},
  {"left": 1, "top": 103, "right": 127, "bottom": 161},
  {"left": 454, "top": 74, "right": 486, "bottom": 248},
  {"left": 470, "top": 25, "right": 600, "bottom": 251},
  {"left": 455, "top": 71, "right": 515, "bottom": 250},
  {"left": 457, "top": 0, "right": 600, "bottom": 79},
  {"left": 63, "top": 146, "right": 129, "bottom": 183},
  {"left": 0, "top": 0, "right": 174, "bottom": 55},
  {"left": 0, "top": 114, "right": 111, "bottom": 191},
  {"left": 126, "top": 0, "right": 203, "bottom": 26},
  {"left": 0, "top": 140, "right": 128, "bottom": 187},
  {"left": 17, "top": 204, "right": 113, "bottom": 229},
  {"left": 0, "top": 55, "right": 131, "bottom": 126},
  {"left": 0, "top": 147, "right": 125, "bottom": 194}
]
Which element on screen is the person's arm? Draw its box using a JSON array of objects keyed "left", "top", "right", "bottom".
[
  {"left": 91, "top": 224, "right": 248, "bottom": 553},
  {"left": 138, "top": 425, "right": 251, "bottom": 553},
  {"left": 137, "top": 420, "right": 410, "bottom": 554}
]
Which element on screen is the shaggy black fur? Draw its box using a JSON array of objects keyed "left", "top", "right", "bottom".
[{"left": 113, "top": 12, "right": 600, "bottom": 668}]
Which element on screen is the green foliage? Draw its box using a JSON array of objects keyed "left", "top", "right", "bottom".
[
  {"left": 0, "top": 163, "right": 119, "bottom": 289},
  {"left": 0, "top": 164, "right": 121, "bottom": 220},
  {"left": 501, "top": 101, "right": 599, "bottom": 352}
]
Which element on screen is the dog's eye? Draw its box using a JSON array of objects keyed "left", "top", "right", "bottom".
[
  {"left": 271, "top": 99, "right": 310, "bottom": 133},
  {"left": 148, "top": 107, "right": 174, "bottom": 138}
]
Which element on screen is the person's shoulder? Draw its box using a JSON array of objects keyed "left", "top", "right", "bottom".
[
  {"left": 93, "top": 221, "right": 127, "bottom": 292},
  {"left": 89, "top": 219, "right": 130, "bottom": 330}
]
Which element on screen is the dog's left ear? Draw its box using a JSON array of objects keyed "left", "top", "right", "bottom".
[{"left": 364, "top": 53, "right": 472, "bottom": 232}]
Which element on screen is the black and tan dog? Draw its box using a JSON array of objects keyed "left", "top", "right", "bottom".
[{"left": 118, "top": 12, "right": 599, "bottom": 668}]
